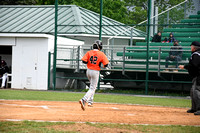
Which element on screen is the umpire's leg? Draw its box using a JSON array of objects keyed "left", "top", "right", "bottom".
[{"left": 193, "top": 77, "right": 200, "bottom": 113}]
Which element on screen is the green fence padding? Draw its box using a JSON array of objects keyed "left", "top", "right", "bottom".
[
  {"left": 198, "top": 11, "right": 200, "bottom": 15},
  {"left": 164, "top": 28, "right": 200, "bottom": 32},
  {"left": 180, "top": 19, "right": 200, "bottom": 23}
]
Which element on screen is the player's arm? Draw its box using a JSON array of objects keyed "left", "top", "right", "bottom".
[
  {"left": 81, "top": 52, "right": 89, "bottom": 64},
  {"left": 102, "top": 53, "right": 109, "bottom": 68}
]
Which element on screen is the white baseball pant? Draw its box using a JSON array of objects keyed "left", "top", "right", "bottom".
[
  {"left": 1, "top": 73, "right": 7, "bottom": 88},
  {"left": 83, "top": 69, "right": 99, "bottom": 103}
]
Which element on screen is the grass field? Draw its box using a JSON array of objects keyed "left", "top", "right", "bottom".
[
  {"left": 0, "top": 89, "right": 191, "bottom": 107},
  {"left": 0, "top": 89, "right": 199, "bottom": 133}
]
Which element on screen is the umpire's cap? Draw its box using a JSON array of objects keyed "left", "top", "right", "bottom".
[{"left": 190, "top": 41, "right": 200, "bottom": 47}]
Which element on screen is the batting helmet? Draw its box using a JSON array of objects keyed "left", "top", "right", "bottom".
[{"left": 93, "top": 40, "right": 102, "bottom": 50}]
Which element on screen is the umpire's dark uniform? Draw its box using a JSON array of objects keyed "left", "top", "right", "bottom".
[{"left": 184, "top": 41, "right": 200, "bottom": 115}]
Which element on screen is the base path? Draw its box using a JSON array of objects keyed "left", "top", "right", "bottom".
[{"left": 0, "top": 100, "right": 199, "bottom": 126}]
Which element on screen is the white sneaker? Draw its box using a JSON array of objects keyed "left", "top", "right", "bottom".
[
  {"left": 88, "top": 102, "right": 93, "bottom": 107},
  {"left": 79, "top": 99, "right": 85, "bottom": 111}
]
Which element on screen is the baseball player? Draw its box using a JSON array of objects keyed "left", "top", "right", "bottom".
[{"left": 79, "top": 40, "right": 109, "bottom": 111}]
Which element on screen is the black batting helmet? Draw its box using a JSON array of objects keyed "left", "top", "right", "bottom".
[{"left": 93, "top": 40, "right": 102, "bottom": 50}]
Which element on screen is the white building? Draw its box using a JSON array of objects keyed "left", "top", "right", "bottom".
[{"left": 0, "top": 33, "right": 84, "bottom": 90}]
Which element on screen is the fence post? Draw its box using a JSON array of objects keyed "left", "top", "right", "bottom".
[
  {"left": 145, "top": 0, "right": 152, "bottom": 95},
  {"left": 167, "top": 11, "right": 169, "bottom": 28},
  {"left": 53, "top": 0, "right": 58, "bottom": 90},
  {"left": 77, "top": 46, "right": 80, "bottom": 73},
  {"left": 130, "top": 28, "right": 133, "bottom": 46},
  {"left": 122, "top": 47, "right": 126, "bottom": 75},
  {"left": 158, "top": 47, "right": 161, "bottom": 76},
  {"left": 48, "top": 52, "right": 51, "bottom": 90}
]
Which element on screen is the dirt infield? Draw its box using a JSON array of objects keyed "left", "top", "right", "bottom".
[{"left": 0, "top": 100, "right": 199, "bottom": 126}]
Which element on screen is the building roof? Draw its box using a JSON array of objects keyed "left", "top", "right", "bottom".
[{"left": 0, "top": 5, "right": 146, "bottom": 39}]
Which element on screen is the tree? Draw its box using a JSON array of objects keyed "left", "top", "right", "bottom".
[{"left": 61, "top": 0, "right": 129, "bottom": 24}]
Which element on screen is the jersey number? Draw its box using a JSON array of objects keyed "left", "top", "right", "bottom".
[{"left": 90, "top": 56, "right": 98, "bottom": 64}]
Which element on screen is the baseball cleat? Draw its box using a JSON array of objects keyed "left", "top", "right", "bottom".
[
  {"left": 79, "top": 99, "right": 85, "bottom": 111},
  {"left": 194, "top": 111, "right": 200, "bottom": 115},
  {"left": 88, "top": 102, "right": 93, "bottom": 107}
]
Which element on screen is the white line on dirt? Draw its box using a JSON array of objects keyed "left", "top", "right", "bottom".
[
  {"left": 127, "top": 113, "right": 136, "bottom": 116},
  {"left": 111, "top": 107, "right": 119, "bottom": 110},
  {"left": 0, "top": 103, "right": 49, "bottom": 109},
  {"left": 93, "top": 107, "right": 119, "bottom": 110}
]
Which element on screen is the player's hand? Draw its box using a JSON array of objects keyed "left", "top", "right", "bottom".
[{"left": 178, "top": 65, "right": 184, "bottom": 69}]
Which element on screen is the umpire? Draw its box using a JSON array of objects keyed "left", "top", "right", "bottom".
[{"left": 179, "top": 41, "right": 200, "bottom": 115}]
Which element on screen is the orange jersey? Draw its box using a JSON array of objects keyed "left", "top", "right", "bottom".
[{"left": 82, "top": 49, "right": 109, "bottom": 71}]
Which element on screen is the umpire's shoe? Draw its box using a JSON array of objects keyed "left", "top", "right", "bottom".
[
  {"left": 79, "top": 99, "right": 86, "bottom": 111},
  {"left": 194, "top": 111, "right": 200, "bottom": 115},
  {"left": 187, "top": 109, "right": 195, "bottom": 113}
]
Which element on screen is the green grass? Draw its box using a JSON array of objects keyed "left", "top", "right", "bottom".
[
  {"left": 0, "top": 89, "right": 190, "bottom": 108},
  {"left": 0, "top": 89, "right": 196, "bottom": 133},
  {"left": 0, "top": 121, "right": 200, "bottom": 133},
  {"left": 0, "top": 121, "right": 75, "bottom": 133}
]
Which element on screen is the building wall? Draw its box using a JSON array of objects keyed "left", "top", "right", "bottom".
[
  {"left": 12, "top": 37, "right": 49, "bottom": 90},
  {"left": 0, "top": 34, "right": 85, "bottom": 90}
]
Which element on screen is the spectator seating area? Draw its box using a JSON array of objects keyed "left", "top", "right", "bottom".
[{"left": 115, "top": 11, "right": 200, "bottom": 73}]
